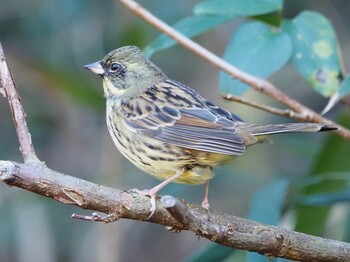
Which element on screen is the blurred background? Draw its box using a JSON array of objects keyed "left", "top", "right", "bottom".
[{"left": 0, "top": 1, "right": 349, "bottom": 261}]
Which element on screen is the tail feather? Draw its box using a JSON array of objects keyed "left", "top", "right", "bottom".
[
  {"left": 318, "top": 125, "right": 339, "bottom": 132},
  {"left": 243, "top": 123, "right": 338, "bottom": 136}
]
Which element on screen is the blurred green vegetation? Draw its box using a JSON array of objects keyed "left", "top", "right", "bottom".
[{"left": 1, "top": 1, "right": 350, "bottom": 262}]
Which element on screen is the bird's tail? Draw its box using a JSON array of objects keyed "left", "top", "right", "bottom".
[
  {"left": 237, "top": 123, "right": 338, "bottom": 146},
  {"left": 244, "top": 123, "right": 338, "bottom": 136}
]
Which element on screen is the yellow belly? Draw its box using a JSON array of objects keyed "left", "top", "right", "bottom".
[{"left": 155, "top": 151, "right": 235, "bottom": 184}]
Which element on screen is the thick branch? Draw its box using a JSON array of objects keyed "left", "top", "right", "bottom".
[
  {"left": 0, "top": 43, "right": 39, "bottom": 162},
  {"left": 118, "top": 0, "right": 350, "bottom": 140},
  {"left": 1, "top": 160, "right": 349, "bottom": 262}
]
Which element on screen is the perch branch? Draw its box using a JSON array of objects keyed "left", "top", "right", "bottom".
[
  {"left": 118, "top": 0, "right": 350, "bottom": 140},
  {"left": 1, "top": 160, "right": 350, "bottom": 262}
]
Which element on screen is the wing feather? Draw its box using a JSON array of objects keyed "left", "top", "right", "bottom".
[{"left": 120, "top": 81, "right": 246, "bottom": 155}]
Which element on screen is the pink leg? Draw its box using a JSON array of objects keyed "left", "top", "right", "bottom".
[
  {"left": 130, "top": 168, "right": 185, "bottom": 219},
  {"left": 201, "top": 180, "right": 210, "bottom": 210}
]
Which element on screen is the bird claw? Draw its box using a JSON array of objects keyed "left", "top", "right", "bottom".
[
  {"left": 201, "top": 198, "right": 210, "bottom": 221},
  {"left": 127, "top": 169, "right": 186, "bottom": 219},
  {"left": 147, "top": 195, "right": 157, "bottom": 219},
  {"left": 128, "top": 188, "right": 157, "bottom": 219},
  {"left": 201, "top": 199, "right": 210, "bottom": 210}
]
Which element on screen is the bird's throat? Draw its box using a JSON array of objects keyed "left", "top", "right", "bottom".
[{"left": 102, "top": 77, "right": 128, "bottom": 98}]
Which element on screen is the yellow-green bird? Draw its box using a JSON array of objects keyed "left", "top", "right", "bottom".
[{"left": 85, "top": 45, "right": 336, "bottom": 217}]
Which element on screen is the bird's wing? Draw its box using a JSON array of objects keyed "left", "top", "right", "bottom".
[{"left": 120, "top": 80, "right": 246, "bottom": 155}]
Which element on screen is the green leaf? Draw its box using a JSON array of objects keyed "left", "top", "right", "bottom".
[
  {"left": 339, "top": 74, "right": 350, "bottom": 97},
  {"left": 321, "top": 74, "right": 350, "bottom": 114},
  {"left": 250, "top": 11, "right": 283, "bottom": 27},
  {"left": 220, "top": 21, "right": 292, "bottom": 95},
  {"left": 144, "top": 15, "right": 233, "bottom": 57},
  {"left": 247, "top": 179, "right": 290, "bottom": 262},
  {"left": 249, "top": 179, "right": 290, "bottom": 224},
  {"left": 283, "top": 11, "right": 341, "bottom": 97},
  {"left": 295, "top": 174, "right": 350, "bottom": 206},
  {"left": 194, "top": 0, "right": 283, "bottom": 17},
  {"left": 295, "top": 111, "right": 350, "bottom": 235},
  {"left": 298, "top": 187, "right": 350, "bottom": 206}
]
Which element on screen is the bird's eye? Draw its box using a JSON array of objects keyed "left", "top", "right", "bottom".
[{"left": 110, "top": 63, "right": 122, "bottom": 72}]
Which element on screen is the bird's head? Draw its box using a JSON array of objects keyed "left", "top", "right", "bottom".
[{"left": 84, "top": 46, "right": 166, "bottom": 98}]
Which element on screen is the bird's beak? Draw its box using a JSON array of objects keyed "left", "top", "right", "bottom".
[{"left": 84, "top": 61, "right": 104, "bottom": 75}]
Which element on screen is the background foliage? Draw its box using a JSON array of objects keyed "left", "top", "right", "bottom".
[{"left": 1, "top": 0, "right": 349, "bottom": 261}]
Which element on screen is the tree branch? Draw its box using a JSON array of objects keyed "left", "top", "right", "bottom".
[
  {"left": 222, "top": 94, "right": 306, "bottom": 120},
  {"left": 118, "top": 0, "right": 350, "bottom": 140},
  {"left": 0, "top": 160, "right": 349, "bottom": 261},
  {"left": 0, "top": 43, "right": 40, "bottom": 163}
]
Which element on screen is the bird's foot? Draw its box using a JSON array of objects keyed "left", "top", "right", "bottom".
[
  {"left": 128, "top": 168, "right": 186, "bottom": 219},
  {"left": 128, "top": 188, "right": 157, "bottom": 219},
  {"left": 201, "top": 200, "right": 211, "bottom": 220},
  {"left": 201, "top": 198, "right": 210, "bottom": 211}
]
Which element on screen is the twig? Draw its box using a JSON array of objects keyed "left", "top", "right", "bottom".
[
  {"left": 0, "top": 43, "right": 40, "bottom": 162},
  {"left": 222, "top": 94, "right": 306, "bottom": 120},
  {"left": 118, "top": 0, "right": 350, "bottom": 140},
  {"left": 161, "top": 195, "right": 224, "bottom": 237},
  {"left": 71, "top": 212, "right": 117, "bottom": 223},
  {"left": 161, "top": 195, "right": 191, "bottom": 226},
  {"left": 0, "top": 160, "right": 349, "bottom": 261}
]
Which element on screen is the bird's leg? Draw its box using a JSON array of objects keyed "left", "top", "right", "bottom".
[
  {"left": 201, "top": 180, "right": 210, "bottom": 219},
  {"left": 130, "top": 168, "right": 185, "bottom": 219}
]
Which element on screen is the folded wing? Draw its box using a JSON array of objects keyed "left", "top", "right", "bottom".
[{"left": 121, "top": 82, "right": 246, "bottom": 155}]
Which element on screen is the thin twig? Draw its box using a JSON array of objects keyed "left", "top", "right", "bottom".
[
  {"left": 0, "top": 43, "right": 40, "bottom": 162},
  {"left": 118, "top": 0, "right": 350, "bottom": 140},
  {"left": 71, "top": 212, "right": 117, "bottom": 223},
  {"left": 222, "top": 94, "right": 306, "bottom": 120}
]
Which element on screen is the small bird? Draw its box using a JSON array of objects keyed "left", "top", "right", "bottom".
[{"left": 85, "top": 46, "right": 337, "bottom": 218}]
